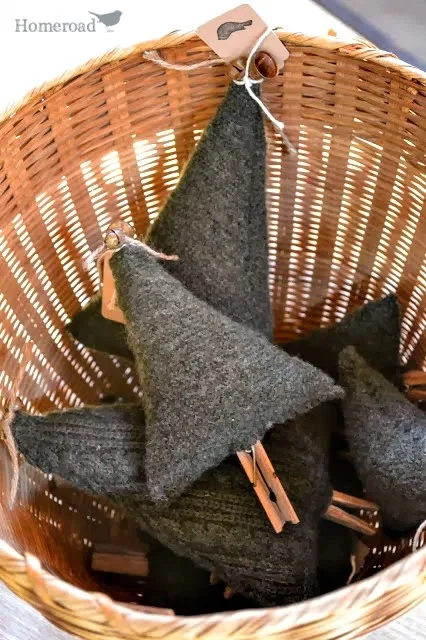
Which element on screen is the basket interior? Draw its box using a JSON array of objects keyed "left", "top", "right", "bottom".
[{"left": 0, "top": 36, "right": 425, "bottom": 603}]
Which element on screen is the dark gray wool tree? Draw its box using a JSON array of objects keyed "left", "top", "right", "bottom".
[
  {"left": 109, "top": 243, "right": 343, "bottom": 502},
  {"left": 146, "top": 82, "right": 271, "bottom": 339},
  {"left": 284, "top": 295, "right": 402, "bottom": 383},
  {"left": 11, "top": 406, "right": 254, "bottom": 615},
  {"left": 68, "top": 294, "right": 402, "bottom": 390},
  {"left": 68, "top": 82, "right": 271, "bottom": 351},
  {"left": 339, "top": 346, "right": 426, "bottom": 532},
  {"left": 67, "top": 296, "right": 133, "bottom": 361},
  {"left": 13, "top": 403, "right": 334, "bottom": 607}
]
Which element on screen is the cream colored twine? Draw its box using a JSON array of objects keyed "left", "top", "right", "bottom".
[
  {"left": 1, "top": 341, "right": 33, "bottom": 507},
  {"left": 143, "top": 30, "right": 296, "bottom": 155},
  {"left": 233, "top": 27, "right": 296, "bottom": 154},
  {"left": 84, "top": 229, "right": 178, "bottom": 270},
  {"left": 413, "top": 519, "right": 426, "bottom": 552}
]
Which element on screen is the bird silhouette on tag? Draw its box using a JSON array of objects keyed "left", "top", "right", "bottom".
[{"left": 217, "top": 20, "right": 253, "bottom": 40}]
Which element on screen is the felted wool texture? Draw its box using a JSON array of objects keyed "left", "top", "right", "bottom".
[
  {"left": 13, "top": 401, "right": 333, "bottom": 607},
  {"left": 12, "top": 405, "right": 259, "bottom": 615},
  {"left": 110, "top": 243, "right": 344, "bottom": 502},
  {"left": 12, "top": 404, "right": 147, "bottom": 494},
  {"left": 315, "top": 407, "right": 357, "bottom": 594},
  {"left": 66, "top": 84, "right": 270, "bottom": 360},
  {"left": 339, "top": 346, "right": 426, "bottom": 532},
  {"left": 317, "top": 520, "right": 353, "bottom": 594},
  {"left": 67, "top": 296, "right": 133, "bottom": 361},
  {"left": 283, "top": 295, "right": 402, "bottom": 383},
  {"left": 116, "top": 404, "right": 334, "bottom": 607},
  {"left": 142, "top": 533, "right": 256, "bottom": 614},
  {"left": 147, "top": 82, "right": 272, "bottom": 340}
]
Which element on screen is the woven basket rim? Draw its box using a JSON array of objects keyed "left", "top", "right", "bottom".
[
  {"left": 0, "top": 537, "right": 424, "bottom": 635},
  {"left": 1, "top": 28, "right": 426, "bottom": 638},
  {"left": 1, "top": 29, "right": 426, "bottom": 129}
]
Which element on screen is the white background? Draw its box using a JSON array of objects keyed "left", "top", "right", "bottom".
[{"left": 0, "top": 0, "right": 357, "bottom": 114}]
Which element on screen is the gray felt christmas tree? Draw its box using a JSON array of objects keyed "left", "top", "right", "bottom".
[
  {"left": 13, "top": 403, "right": 334, "bottom": 607},
  {"left": 284, "top": 295, "right": 402, "bottom": 383},
  {"left": 339, "top": 346, "right": 426, "bottom": 532},
  {"left": 146, "top": 82, "right": 271, "bottom": 338},
  {"left": 108, "top": 242, "right": 343, "bottom": 502},
  {"left": 69, "top": 82, "right": 271, "bottom": 350},
  {"left": 12, "top": 404, "right": 257, "bottom": 614},
  {"left": 67, "top": 296, "right": 133, "bottom": 361}
]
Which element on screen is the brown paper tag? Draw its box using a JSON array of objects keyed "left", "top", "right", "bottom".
[
  {"left": 197, "top": 4, "right": 289, "bottom": 70},
  {"left": 98, "top": 249, "right": 126, "bottom": 324}
]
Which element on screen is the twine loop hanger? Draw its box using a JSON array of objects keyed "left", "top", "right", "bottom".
[
  {"left": 232, "top": 27, "right": 296, "bottom": 154},
  {"left": 143, "top": 28, "right": 296, "bottom": 155},
  {"left": 1, "top": 340, "right": 34, "bottom": 507}
]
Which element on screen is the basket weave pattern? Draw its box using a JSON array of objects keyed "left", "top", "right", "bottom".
[{"left": 0, "top": 31, "right": 425, "bottom": 639}]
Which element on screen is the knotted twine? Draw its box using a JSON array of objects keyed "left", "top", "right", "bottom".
[
  {"left": 143, "top": 27, "right": 296, "bottom": 155},
  {"left": 1, "top": 341, "right": 33, "bottom": 507},
  {"left": 84, "top": 228, "right": 178, "bottom": 271}
]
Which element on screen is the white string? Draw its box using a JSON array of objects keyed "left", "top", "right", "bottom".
[
  {"left": 83, "top": 244, "right": 104, "bottom": 271},
  {"left": 413, "top": 518, "right": 426, "bottom": 552},
  {"left": 144, "top": 37, "right": 296, "bottom": 155},
  {"left": 347, "top": 554, "right": 357, "bottom": 585},
  {"left": 233, "top": 27, "right": 296, "bottom": 155},
  {"left": 83, "top": 233, "right": 178, "bottom": 270},
  {"left": 143, "top": 50, "right": 225, "bottom": 70}
]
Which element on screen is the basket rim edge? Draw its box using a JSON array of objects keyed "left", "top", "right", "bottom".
[
  {"left": 1, "top": 29, "right": 426, "bottom": 129},
  {"left": 0, "top": 537, "right": 424, "bottom": 635}
]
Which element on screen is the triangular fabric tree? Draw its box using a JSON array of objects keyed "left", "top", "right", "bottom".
[
  {"left": 68, "top": 82, "right": 271, "bottom": 350},
  {"left": 12, "top": 406, "right": 255, "bottom": 615},
  {"left": 117, "top": 407, "right": 334, "bottom": 607},
  {"left": 13, "top": 403, "right": 333, "bottom": 607},
  {"left": 339, "top": 346, "right": 426, "bottom": 532},
  {"left": 68, "top": 292, "right": 402, "bottom": 391},
  {"left": 283, "top": 295, "right": 402, "bottom": 383},
  {"left": 147, "top": 82, "right": 272, "bottom": 338},
  {"left": 67, "top": 296, "right": 133, "bottom": 361},
  {"left": 109, "top": 243, "right": 343, "bottom": 501},
  {"left": 13, "top": 404, "right": 146, "bottom": 494}
]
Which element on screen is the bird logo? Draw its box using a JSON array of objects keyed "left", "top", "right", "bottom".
[
  {"left": 89, "top": 10, "right": 123, "bottom": 32},
  {"left": 216, "top": 20, "right": 253, "bottom": 41}
]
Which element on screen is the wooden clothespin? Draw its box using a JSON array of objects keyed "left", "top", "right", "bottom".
[
  {"left": 96, "top": 225, "right": 299, "bottom": 534},
  {"left": 404, "top": 369, "right": 426, "bottom": 401},
  {"left": 91, "top": 543, "right": 149, "bottom": 577},
  {"left": 97, "top": 221, "right": 135, "bottom": 323},
  {"left": 324, "top": 490, "right": 379, "bottom": 536},
  {"left": 238, "top": 441, "right": 299, "bottom": 533}
]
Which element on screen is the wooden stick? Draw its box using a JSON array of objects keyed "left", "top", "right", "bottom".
[
  {"left": 223, "top": 586, "right": 236, "bottom": 599},
  {"left": 92, "top": 549, "right": 149, "bottom": 577},
  {"left": 253, "top": 442, "right": 299, "bottom": 524},
  {"left": 237, "top": 451, "right": 284, "bottom": 533},
  {"left": 406, "top": 388, "right": 426, "bottom": 401},
  {"left": 94, "top": 541, "right": 151, "bottom": 556},
  {"left": 403, "top": 370, "right": 426, "bottom": 387},
  {"left": 324, "top": 504, "right": 376, "bottom": 536},
  {"left": 122, "top": 603, "right": 175, "bottom": 616},
  {"left": 210, "top": 571, "right": 220, "bottom": 585},
  {"left": 332, "top": 490, "right": 379, "bottom": 512}
]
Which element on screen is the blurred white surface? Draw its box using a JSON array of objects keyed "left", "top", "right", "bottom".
[
  {"left": 0, "top": 0, "right": 357, "bottom": 115},
  {"left": 0, "top": 578, "right": 424, "bottom": 640}
]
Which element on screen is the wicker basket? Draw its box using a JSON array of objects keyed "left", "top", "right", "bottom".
[{"left": 0, "top": 29, "right": 425, "bottom": 639}]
